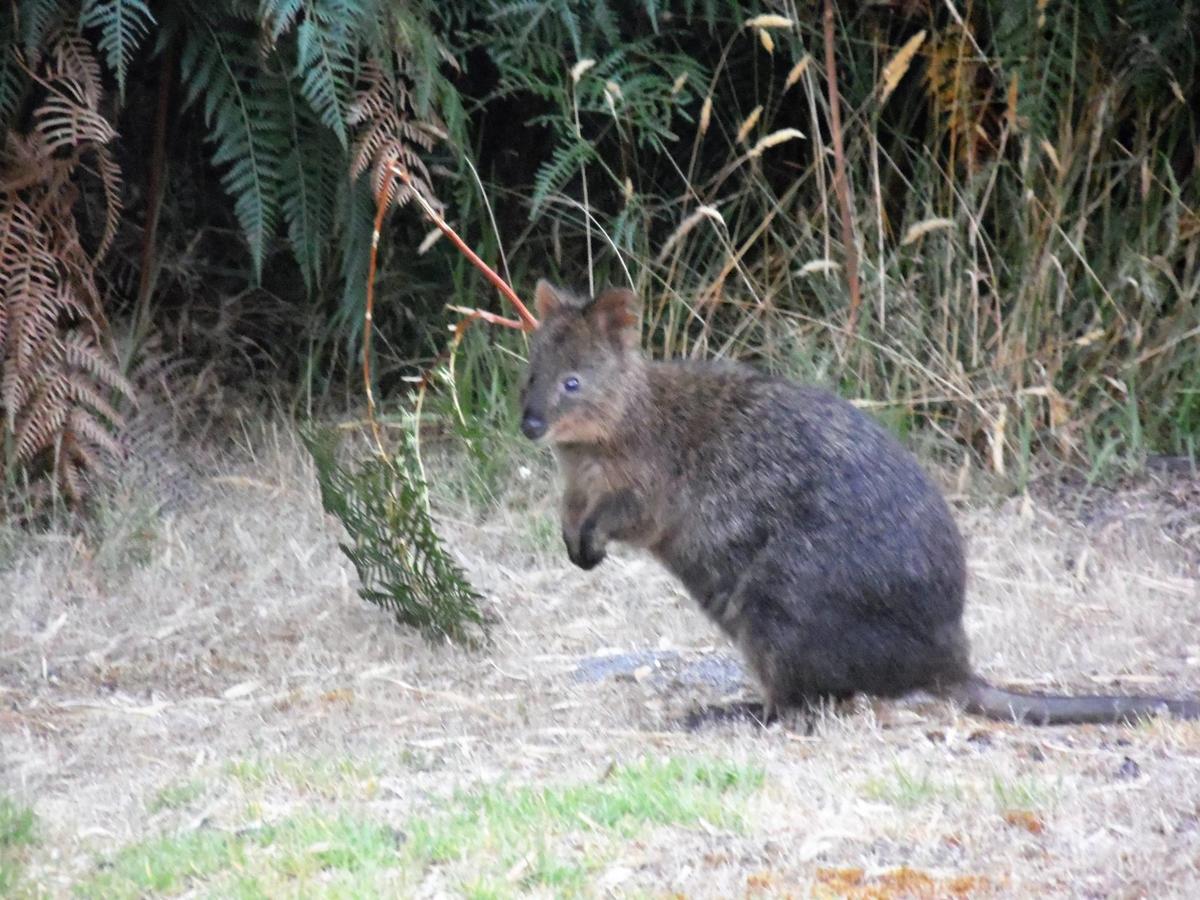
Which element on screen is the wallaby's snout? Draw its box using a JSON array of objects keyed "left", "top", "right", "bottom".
[{"left": 520, "top": 410, "right": 547, "bottom": 440}]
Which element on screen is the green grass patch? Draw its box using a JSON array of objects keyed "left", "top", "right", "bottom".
[
  {"left": 223, "top": 755, "right": 380, "bottom": 799},
  {"left": 75, "top": 755, "right": 761, "bottom": 898},
  {"left": 521, "top": 509, "right": 563, "bottom": 554},
  {"left": 149, "top": 779, "right": 208, "bottom": 813},
  {"left": 77, "top": 815, "right": 403, "bottom": 899},
  {"left": 991, "top": 775, "right": 1056, "bottom": 812},
  {"left": 407, "top": 756, "right": 763, "bottom": 893},
  {"left": 861, "top": 763, "right": 964, "bottom": 809},
  {"left": 0, "top": 797, "right": 37, "bottom": 895}
]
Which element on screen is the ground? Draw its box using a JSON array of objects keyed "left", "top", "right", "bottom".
[{"left": 2, "top": 422, "right": 1199, "bottom": 898}]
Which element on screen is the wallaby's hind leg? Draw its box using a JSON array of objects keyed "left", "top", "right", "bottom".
[{"left": 729, "top": 562, "right": 972, "bottom": 707}]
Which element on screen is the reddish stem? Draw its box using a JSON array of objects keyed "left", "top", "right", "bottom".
[{"left": 390, "top": 163, "right": 538, "bottom": 331}]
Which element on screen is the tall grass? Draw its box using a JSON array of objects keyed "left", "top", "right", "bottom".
[{"left": 445, "top": 2, "right": 1198, "bottom": 481}]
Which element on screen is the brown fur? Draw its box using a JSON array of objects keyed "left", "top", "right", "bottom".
[{"left": 519, "top": 280, "right": 1200, "bottom": 726}]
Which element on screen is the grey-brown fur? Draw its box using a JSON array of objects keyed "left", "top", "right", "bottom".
[{"left": 520, "top": 280, "right": 1200, "bottom": 725}]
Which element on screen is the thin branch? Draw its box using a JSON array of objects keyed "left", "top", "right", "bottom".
[
  {"left": 389, "top": 163, "right": 538, "bottom": 330},
  {"left": 362, "top": 163, "right": 538, "bottom": 457},
  {"left": 363, "top": 165, "right": 395, "bottom": 455}
]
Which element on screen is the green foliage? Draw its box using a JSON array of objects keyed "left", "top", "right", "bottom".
[
  {"left": 0, "top": 796, "right": 36, "bottom": 895},
  {"left": 482, "top": 6, "right": 712, "bottom": 225},
  {"left": 301, "top": 425, "right": 486, "bottom": 645},
  {"left": 178, "top": 16, "right": 289, "bottom": 280},
  {"left": 407, "top": 755, "right": 763, "bottom": 891},
  {"left": 2, "top": 0, "right": 1197, "bottom": 479},
  {"left": 78, "top": 814, "right": 403, "bottom": 898},
  {"left": 80, "top": 0, "right": 155, "bottom": 98},
  {"left": 75, "top": 755, "right": 761, "bottom": 896}
]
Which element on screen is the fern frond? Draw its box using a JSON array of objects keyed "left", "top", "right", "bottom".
[
  {"left": 0, "top": 44, "right": 130, "bottom": 507},
  {"left": 66, "top": 405, "right": 123, "bottom": 461},
  {"left": 49, "top": 29, "right": 105, "bottom": 106},
  {"left": 1, "top": 8, "right": 28, "bottom": 129},
  {"left": 348, "top": 62, "right": 441, "bottom": 210},
  {"left": 261, "top": 0, "right": 306, "bottom": 42},
  {"left": 33, "top": 78, "right": 117, "bottom": 152},
  {"left": 531, "top": 138, "right": 594, "bottom": 214},
  {"left": 92, "top": 144, "right": 122, "bottom": 260},
  {"left": 80, "top": 0, "right": 156, "bottom": 99},
  {"left": 280, "top": 80, "right": 343, "bottom": 290},
  {"left": 180, "top": 18, "right": 288, "bottom": 278},
  {"left": 14, "top": 381, "right": 70, "bottom": 464},
  {"left": 62, "top": 332, "right": 135, "bottom": 400},
  {"left": 293, "top": 1, "right": 360, "bottom": 147},
  {"left": 18, "top": 0, "right": 63, "bottom": 59}
]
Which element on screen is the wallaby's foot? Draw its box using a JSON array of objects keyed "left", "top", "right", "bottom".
[{"left": 681, "top": 700, "right": 775, "bottom": 731}]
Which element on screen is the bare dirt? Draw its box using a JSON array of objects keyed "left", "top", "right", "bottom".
[{"left": 3, "top": 423, "right": 1199, "bottom": 897}]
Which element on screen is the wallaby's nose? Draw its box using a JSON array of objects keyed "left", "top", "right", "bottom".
[{"left": 521, "top": 413, "right": 547, "bottom": 440}]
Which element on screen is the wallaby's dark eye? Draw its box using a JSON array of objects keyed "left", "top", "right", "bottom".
[{"left": 563, "top": 376, "right": 580, "bottom": 393}]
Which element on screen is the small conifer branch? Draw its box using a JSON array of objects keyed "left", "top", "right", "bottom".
[{"left": 822, "top": 0, "right": 863, "bottom": 335}]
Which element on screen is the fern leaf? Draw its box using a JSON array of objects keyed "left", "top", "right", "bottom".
[
  {"left": 0, "top": 53, "right": 130, "bottom": 507},
  {"left": 280, "top": 82, "right": 343, "bottom": 290},
  {"left": 531, "top": 138, "right": 594, "bottom": 215},
  {"left": 261, "top": 0, "right": 305, "bottom": 42},
  {"left": 80, "top": 0, "right": 156, "bottom": 99},
  {"left": 33, "top": 78, "right": 117, "bottom": 151},
  {"left": 0, "top": 8, "right": 28, "bottom": 128},
  {"left": 92, "top": 144, "right": 122, "bottom": 260},
  {"left": 14, "top": 380, "right": 70, "bottom": 464},
  {"left": 49, "top": 30, "right": 106, "bottom": 106},
  {"left": 293, "top": 2, "right": 358, "bottom": 147},
  {"left": 19, "top": 0, "right": 62, "bottom": 58},
  {"left": 180, "top": 20, "right": 287, "bottom": 279}
]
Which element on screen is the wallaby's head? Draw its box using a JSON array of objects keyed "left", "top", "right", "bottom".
[{"left": 519, "top": 280, "right": 644, "bottom": 446}]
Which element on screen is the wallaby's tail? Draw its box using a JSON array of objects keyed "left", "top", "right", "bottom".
[{"left": 945, "top": 675, "right": 1200, "bottom": 725}]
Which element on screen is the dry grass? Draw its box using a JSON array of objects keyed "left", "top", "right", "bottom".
[{"left": 2, "top": 420, "right": 1199, "bottom": 897}]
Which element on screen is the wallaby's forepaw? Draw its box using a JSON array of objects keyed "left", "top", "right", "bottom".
[
  {"left": 564, "top": 520, "right": 607, "bottom": 570},
  {"left": 568, "top": 542, "right": 607, "bottom": 570}
]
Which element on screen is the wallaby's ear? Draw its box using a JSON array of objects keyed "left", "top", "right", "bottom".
[
  {"left": 589, "top": 287, "right": 640, "bottom": 349},
  {"left": 534, "top": 279, "right": 566, "bottom": 320}
]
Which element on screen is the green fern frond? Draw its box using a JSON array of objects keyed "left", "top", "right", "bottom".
[
  {"left": 281, "top": 83, "right": 344, "bottom": 290},
  {"left": 992, "top": 0, "right": 1080, "bottom": 144},
  {"left": 531, "top": 138, "right": 594, "bottom": 215},
  {"left": 333, "top": 176, "right": 375, "bottom": 344},
  {"left": 302, "top": 425, "right": 487, "bottom": 646},
  {"left": 80, "top": 0, "right": 156, "bottom": 99},
  {"left": 293, "top": 3, "right": 358, "bottom": 147},
  {"left": 18, "top": 0, "right": 62, "bottom": 58},
  {"left": 179, "top": 18, "right": 288, "bottom": 278},
  {"left": 261, "top": 0, "right": 306, "bottom": 42}
]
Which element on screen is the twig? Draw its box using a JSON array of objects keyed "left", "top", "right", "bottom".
[
  {"left": 362, "top": 162, "right": 538, "bottom": 457},
  {"left": 362, "top": 165, "right": 396, "bottom": 455},
  {"left": 822, "top": 0, "right": 863, "bottom": 335},
  {"left": 445, "top": 304, "right": 525, "bottom": 329},
  {"left": 388, "top": 163, "right": 538, "bottom": 330}
]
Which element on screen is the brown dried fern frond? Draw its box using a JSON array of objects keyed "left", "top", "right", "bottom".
[
  {"left": 0, "top": 32, "right": 132, "bottom": 512},
  {"left": 348, "top": 62, "right": 442, "bottom": 212}
]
